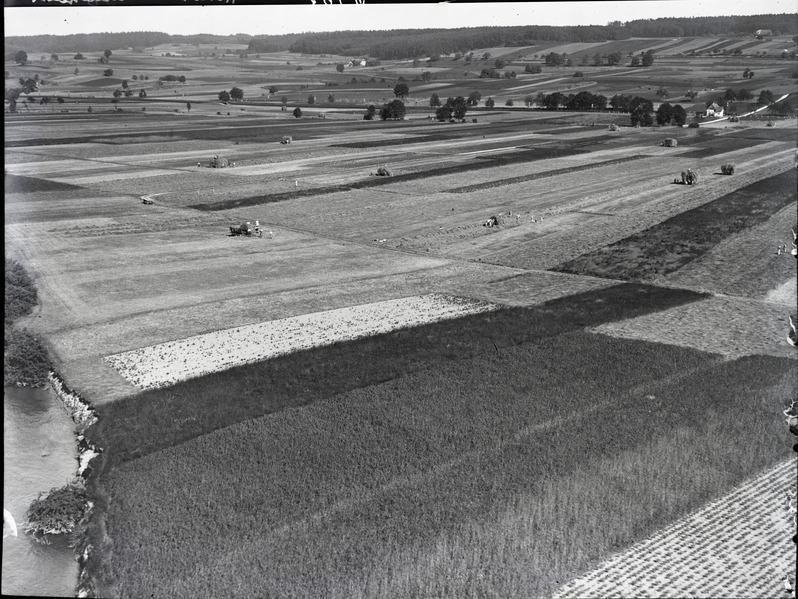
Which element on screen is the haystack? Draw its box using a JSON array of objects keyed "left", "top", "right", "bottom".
[
  {"left": 661, "top": 138, "right": 678, "bottom": 147},
  {"left": 209, "top": 155, "right": 229, "bottom": 168},
  {"left": 681, "top": 168, "right": 699, "bottom": 185},
  {"left": 720, "top": 163, "right": 735, "bottom": 175},
  {"left": 281, "top": 135, "right": 292, "bottom": 144},
  {"left": 608, "top": 123, "right": 619, "bottom": 131},
  {"left": 375, "top": 166, "right": 393, "bottom": 177}
]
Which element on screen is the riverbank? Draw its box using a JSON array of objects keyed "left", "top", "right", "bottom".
[{"left": 47, "top": 371, "right": 103, "bottom": 598}]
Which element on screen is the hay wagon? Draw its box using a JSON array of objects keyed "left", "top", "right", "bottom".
[{"left": 229, "top": 221, "right": 263, "bottom": 237}]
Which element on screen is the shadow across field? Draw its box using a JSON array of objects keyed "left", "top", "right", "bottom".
[
  {"left": 188, "top": 147, "right": 592, "bottom": 212},
  {"left": 4, "top": 174, "right": 82, "bottom": 193},
  {"left": 553, "top": 168, "right": 798, "bottom": 281},
  {"left": 87, "top": 282, "right": 706, "bottom": 469}
]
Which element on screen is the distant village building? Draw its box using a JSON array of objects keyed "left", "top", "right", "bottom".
[
  {"left": 705, "top": 102, "right": 724, "bottom": 117},
  {"left": 755, "top": 29, "right": 773, "bottom": 38}
]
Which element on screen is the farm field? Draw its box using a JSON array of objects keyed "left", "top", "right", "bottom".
[{"left": 4, "top": 35, "right": 797, "bottom": 599}]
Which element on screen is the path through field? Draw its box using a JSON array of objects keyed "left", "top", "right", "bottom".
[{"left": 554, "top": 458, "right": 796, "bottom": 598}]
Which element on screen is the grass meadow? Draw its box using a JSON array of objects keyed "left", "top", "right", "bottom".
[{"left": 95, "top": 336, "right": 793, "bottom": 598}]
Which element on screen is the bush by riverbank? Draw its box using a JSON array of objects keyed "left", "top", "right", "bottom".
[
  {"left": 4, "top": 257, "right": 50, "bottom": 387},
  {"left": 25, "top": 478, "right": 87, "bottom": 538},
  {"left": 5, "top": 257, "right": 38, "bottom": 323}
]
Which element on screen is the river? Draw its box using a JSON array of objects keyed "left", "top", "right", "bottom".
[{"left": 2, "top": 385, "right": 78, "bottom": 597}]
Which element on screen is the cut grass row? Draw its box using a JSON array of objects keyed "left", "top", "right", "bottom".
[
  {"left": 86, "top": 283, "right": 706, "bottom": 468},
  {"left": 188, "top": 146, "right": 594, "bottom": 212},
  {"left": 445, "top": 154, "right": 646, "bottom": 194},
  {"left": 553, "top": 168, "right": 798, "bottom": 281},
  {"left": 93, "top": 333, "right": 794, "bottom": 599}
]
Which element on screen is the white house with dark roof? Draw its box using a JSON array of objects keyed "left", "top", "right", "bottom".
[{"left": 705, "top": 102, "right": 724, "bottom": 117}]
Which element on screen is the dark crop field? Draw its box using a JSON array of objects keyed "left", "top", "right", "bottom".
[{"left": 553, "top": 169, "right": 798, "bottom": 281}]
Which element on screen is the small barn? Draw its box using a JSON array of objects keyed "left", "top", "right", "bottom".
[{"left": 660, "top": 138, "right": 678, "bottom": 147}]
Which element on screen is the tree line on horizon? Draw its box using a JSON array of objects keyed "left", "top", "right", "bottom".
[{"left": 5, "top": 13, "right": 797, "bottom": 60}]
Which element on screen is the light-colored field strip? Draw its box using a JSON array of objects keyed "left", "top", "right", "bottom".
[
  {"left": 554, "top": 458, "right": 796, "bottom": 599},
  {"left": 591, "top": 295, "right": 797, "bottom": 360},
  {"left": 104, "top": 294, "right": 498, "bottom": 389},
  {"left": 48, "top": 169, "right": 179, "bottom": 185}
]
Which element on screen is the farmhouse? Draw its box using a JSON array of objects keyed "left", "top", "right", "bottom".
[
  {"left": 755, "top": 29, "right": 773, "bottom": 38},
  {"left": 705, "top": 102, "right": 724, "bottom": 117}
]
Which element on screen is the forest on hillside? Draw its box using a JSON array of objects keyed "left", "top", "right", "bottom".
[{"left": 5, "top": 13, "right": 797, "bottom": 61}]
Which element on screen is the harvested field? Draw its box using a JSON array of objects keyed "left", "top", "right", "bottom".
[
  {"left": 554, "top": 458, "right": 797, "bottom": 599},
  {"left": 4, "top": 48, "right": 797, "bottom": 598},
  {"left": 552, "top": 168, "right": 797, "bottom": 280},
  {"left": 658, "top": 202, "right": 798, "bottom": 301},
  {"left": 105, "top": 294, "right": 498, "bottom": 389},
  {"left": 591, "top": 295, "right": 797, "bottom": 360}
]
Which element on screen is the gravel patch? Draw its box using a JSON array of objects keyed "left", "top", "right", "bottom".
[{"left": 105, "top": 294, "right": 498, "bottom": 389}]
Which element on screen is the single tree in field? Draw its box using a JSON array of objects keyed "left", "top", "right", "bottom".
[
  {"left": 466, "top": 91, "right": 481, "bottom": 106},
  {"left": 449, "top": 96, "right": 468, "bottom": 121},
  {"left": 179, "top": 75, "right": 186, "bottom": 83},
  {"left": 104, "top": 50, "right": 112, "bottom": 61},
  {"left": 580, "top": 55, "right": 589, "bottom": 66},
  {"left": 103, "top": 69, "right": 114, "bottom": 77},
  {"left": 230, "top": 87, "right": 244, "bottom": 101},
  {"left": 73, "top": 53, "right": 84, "bottom": 60},
  {"left": 743, "top": 68, "right": 750, "bottom": 79},
  {"left": 655, "top": 86, "right": 668, "bottom": 99},
  {"left": 218, "top": 90, "right": 230, "bottom": 102},
  {"left": 671, "top": 104, "right": 687, "bottom": 126},
  {"left": 293, "top": 107, "right": 302, "bottom": 118},
  {"left": 121, "top": 80, "right": 129, "bottom": 89},
  {"left": 15, "top": 50, "right": 28, "bottom": 65},
  {"left": 112, "top": 89, "right": 122, "bottom": 100},
  {"left": 630, "top": 56, "right": 641, "bottom": 67},
  {"left": 655, "top": 102, "right": 673, "bottom": 125},
  {"left": 307, "top": 95, "right": 315, "bottom": 104},
  {"left": 336, "top": 63, "right": 345, "bottom": 73},
  {"left": 269, "top": 86, "right": 278, "bottom": 95},
  {"left": 132, "top": 75, "right": 138, "bottom": 80},
  {"left": 593, "top": 52, "right": 602, "bottom": 66},
  {"left": 485, "top": 97, "right": 495, "bottom": 109},
  {"left": 364, "top": 104, "right": 377, "bottom": 119},
  {"left": 380, "top": 99, "right": 406, "bottom": 120},
  {"left": 642, "top": 50, "right": 654, "bottom": 66},
  {"left": 281, "top": 96, "right": 288, "bottom": 108},
  {"left": 74, "top": 67, "right": 80, "bottom": 76},
  {"left": 524, "top": 94, "right": 535, "bottom": 108},
  {"left": 747, "top": 70, "right": 755, "bottom": 79},
  {"left": 685, "top": 90, "right": 698, "bottom": 101},
  {"left": 327, "top": 94, "right": 335, "bottom": 103},
  {"left": 139, "top": 89, "right": 147, "bottom": 99},
  {"left": 436, "top": 103, "right": 452, "bottom": 121},
  {"left": 124, "top": 89, "right": 133, "bottom": 98},
  {"left": 51, "top": 54, "right": 59, "bottom": 62},
  {"left": 430, "top": 93, "right": 441, "bottom": 107},
  {"left": 630, "top": 96, "right": 654, "bottom": 126},
  {"left": 736, "top": 88, "right": 753, "bottom": 101},
  {"left": 393, "top": 82, "right": 410, "bottom": 99},
  {"left": 420, "top": 71, "right": 432, "bottom": 82},
  {"left": 186, "top": 102, "right": 191, "bottom": 112},
  {"left": 505, "top": 99, "right": 514, "bottom": 107},
  {"left": 757, "top": 89, "right": 775, "bottom": 105}
]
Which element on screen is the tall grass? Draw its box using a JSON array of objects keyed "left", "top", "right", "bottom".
[
  {"left": 88, "top": 283, "right": 706, "bottom": 467},
  {"left": 90, "top": 335, "right": 796, "bottom": 599}
]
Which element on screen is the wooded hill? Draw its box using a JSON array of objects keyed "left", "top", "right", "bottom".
[{"left": 5, "top": 13, "right": 797, "bottom": 61}]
